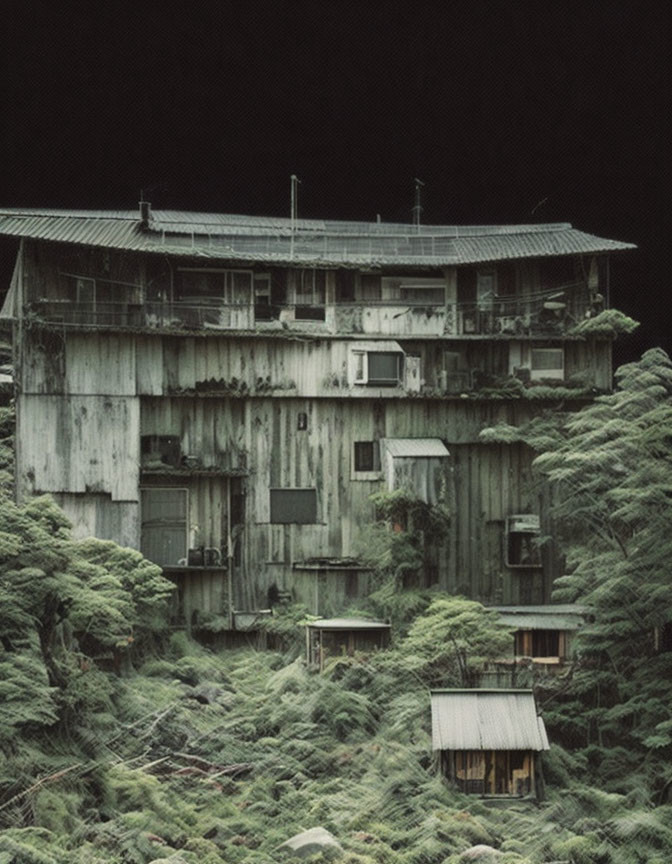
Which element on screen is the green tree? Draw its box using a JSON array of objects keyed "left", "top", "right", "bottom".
[
  {"left": 356, "top": 489, "right": 451, "bottom": 632},
  {"left": 533, "top": 348, "right": 672, "bottom": 796},
  {"left": 396, "top": 595, "right": 512, "bottom": 687}
]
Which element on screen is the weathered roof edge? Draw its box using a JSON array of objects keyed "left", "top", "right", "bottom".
[{"left": 0, "top": 209, "right": 637, "bottom": 267}]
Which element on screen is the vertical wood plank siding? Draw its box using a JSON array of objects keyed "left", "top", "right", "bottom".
[{"left": 15, "top": 241, "right": 610, "bottom": 617}]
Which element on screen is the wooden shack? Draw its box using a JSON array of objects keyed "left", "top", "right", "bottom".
[
  {"left": 494, "top": 604, "right": 586, "bottom": 667},
  {"left": 431, "top": 689, "right": 550, "bottom": 797},
  {"left": 305, "top": 618, "right": 391, "bottom": 671}
]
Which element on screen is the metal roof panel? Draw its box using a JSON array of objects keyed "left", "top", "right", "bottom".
[
  {"left": 382, "top": 438, "right": 450, "bottom": 458},
  {"left": 0, "top": 210, "right": 636, "bottom": 266},
  {"left": 306, "top": 618, "right": 391, "bottom": 630},
  {"left": 430, "top": 690, "right": 550, "bottom": 751}
]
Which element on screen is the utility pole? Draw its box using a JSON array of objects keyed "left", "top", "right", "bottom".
[{"left": 412, "top": 178, "right": 425, "bottom": 228}]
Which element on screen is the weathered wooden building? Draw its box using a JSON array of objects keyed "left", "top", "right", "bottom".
[
  {"left": 0, "top": 206, "right": 634, "bottom": 627},
  {"left": 305, "top": 618, "right": 391, "bottom": 671},
  {"left": 431, "top": 689, "right": 550, "bottom": 797}
]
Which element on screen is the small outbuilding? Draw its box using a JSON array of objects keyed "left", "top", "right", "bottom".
[
  {"left": 431, "top": 689, "right": 549, "bottom": 797},
  {"left": 305, "top": 618, "right": 391, "bottom": 671},
  {"left": 493, "top": 604, "right": 586, "bottom": 666}
]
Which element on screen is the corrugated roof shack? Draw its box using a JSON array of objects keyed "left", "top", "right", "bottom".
[
  {"left": 431, "top": 689, "right": 549, "bottom": 798},
  {"left": 496, "top": 605, "right": 586, "bottom": 667},
  {"left": 306, "top": 618, "right": 391, "bottom": 671}
]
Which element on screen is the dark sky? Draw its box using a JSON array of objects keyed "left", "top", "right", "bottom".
[{"left": 1, "top": 0, "right": 669, "bottom": 360}]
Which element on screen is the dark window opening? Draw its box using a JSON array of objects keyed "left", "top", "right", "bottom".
[
  {"left": 515, "top": 629, "right": 560, "bottom": 657},
  {"left": 506, "top": 516, "right": 542, "bottom": 568},
  {"left": 141, "top": 435, "right": 182, "bottom": 468},
  {"left": 358, "top": 273, "right": 382, "bottom": 301},
  {"left": 354, "top": 441, "right": 380, "bottom": 472},
  {"left": 297, "top": 412, "right": 308, "bottom": 430},
  {"left": 498, "top": 263, "right": 516, "bottom": 296},
  {"left": 335, "top": 270, "right": 356, "bottom": 301},
  {"left": 368, "top": 352, "right": 403, "bottom": 385},
  {"left": 270, "top": 488, "right": 318, "bottom": 524}
]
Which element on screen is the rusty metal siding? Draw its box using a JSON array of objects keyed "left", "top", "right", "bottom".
[{"left": 431, "top": 690, "right": 550, "bottom": 751}]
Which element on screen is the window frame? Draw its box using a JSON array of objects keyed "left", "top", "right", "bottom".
[
  {"left": 174, "top": 267, "right": 254, "bottom": 304},
  {"left": 351, "top": 440, "right": 382, "bottom": 480},
  {"left": 269, "top": 487, "right": 319, "bottom": 524},
  {"left": 530, "top": 347, "right": 565, "bottom": 381},
  {"left": 140, "top": 486, "right": 189, "bottom": 567},
  {"left": 294, "top": 269, "right": 326, "bottom": 320},
  {"left": 350, "top": 349, "right": 404, "bottom": 387}
]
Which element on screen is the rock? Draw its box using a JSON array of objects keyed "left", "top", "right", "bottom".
[
  {"left": 279, "top": 826, "right": 343, "bottom": 859},
  {"left": 459, "top": 844, "right": 502, "bottom": 862}
]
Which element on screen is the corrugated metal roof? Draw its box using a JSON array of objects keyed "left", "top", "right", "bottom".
[
  {"left": 306, "top": 618, "right": 391, "bottom": 631},
  {"left": 431, "top": 689, "right": 550, "bottom": 751},
  {"left": 382, "top": 438, "right": 450, "bottom": 458},
  {"left": 491, "top": 604, "right": 586, "bottom": 632},
  {"left": 497, "top": 613, "right": 582, "bottom": 631},
  {"left": 0, "top": 209, "right": 636, "bottom": 267}
]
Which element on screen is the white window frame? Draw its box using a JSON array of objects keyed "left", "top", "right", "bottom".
[
  {"left": 530, "top": 348, "right": 564, "bottom": 381},
  {"left": 350, "top": 349, "right": 404, "bottom": 386}
]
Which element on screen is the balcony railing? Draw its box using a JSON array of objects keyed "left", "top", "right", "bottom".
[{"left": 27, "top": 283, "right": 592, "bottom": 337}]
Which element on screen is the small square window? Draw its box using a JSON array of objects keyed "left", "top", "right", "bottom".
[
  {"left": 354, "top": 441, "right": 380, "bottom": 472},
  {"left": 530, "top": 348, "right": 564, "bottom": 380}
]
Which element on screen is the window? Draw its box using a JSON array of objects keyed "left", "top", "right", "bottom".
[
  {"left": 368, "top": 352, "right": 401, "bottom": 384},
  {"left": 270, "top": 488, "right": 318, "bottom": 523},
  {"left": 505, "top": 514, "right": 541, "bottom": 568},
  {"left": 352, "top": 350, "right": 404, "bottom": 386},
  {"left": 141, "top": 488, "right": 188, "bottom": 567},
  {"left": 353, "top": 441, "right": 380, "bottom": 473},
  {"left": 141, "top": 435, "right": 182, "bottom": 468},
  {"left": 253, "top": 273, "right": 274, "bottom": 320},
  {"left": 530, "top": 348, "right": 564, "bottom": 381},
  {"left": 477, "top": 270, "right": 496, "bottom": 312},
  {"left": 515, "top": 629, "right": 560, "bottom": 658},
  {"left": 398, "top": 278, "right": 446, "bottom": 305},
  {"left": 176, "top": 268, "right": 252, "bottom": 303},
  {"left": 295, "top": 269, "right": 326, "bottom": 320}
]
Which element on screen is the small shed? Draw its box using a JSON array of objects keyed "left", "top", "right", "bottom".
[
  {"left": 380, "top": 438, "right": 450, "bottom": 505},
  {"left": 431, "top": 689, "right": 549, "bottom": 797},
  {"left": 305, "top": 618, "right": 391, "bottom": 671},
  {"left": 493, "top": 604, "right": 586, "bottom": 665}
]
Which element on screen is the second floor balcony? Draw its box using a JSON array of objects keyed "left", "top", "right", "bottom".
[{"left": 26, "top": 281, "right": 598, "bottom": 339}]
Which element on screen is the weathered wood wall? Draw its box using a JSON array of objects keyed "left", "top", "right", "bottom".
[{"left": 15, "top": 241, "right": 610, "bottom": 620}]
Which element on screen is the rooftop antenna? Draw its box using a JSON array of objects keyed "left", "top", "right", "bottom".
[
  {"left": 290, "top": 175, "right": 300, "bottom": 222},
  {"left": 412, "top": 178, "right": 425, "bottom": 228},
  {"left": 290, "top": 175, "right": 300, "bottom": 259}
]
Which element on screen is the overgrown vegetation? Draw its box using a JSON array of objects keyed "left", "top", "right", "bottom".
[{"left": 2, "top": 350, "right": 672, "bottom": 862}]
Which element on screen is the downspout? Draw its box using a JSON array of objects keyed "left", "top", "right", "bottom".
[{"left": 227, "top": 476, "right": 234, "bottom": 630}]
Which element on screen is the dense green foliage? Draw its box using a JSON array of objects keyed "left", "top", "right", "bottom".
[
  {"left": 533, "top": 348, "right": 672, "bottom": 797},
  {"left": 3, "top": 350, "right": 672, "bottom": 862}
]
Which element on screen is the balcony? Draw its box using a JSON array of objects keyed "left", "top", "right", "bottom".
[{"left": 26, "top": 282, "right": 593, "bottom": 339}]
